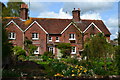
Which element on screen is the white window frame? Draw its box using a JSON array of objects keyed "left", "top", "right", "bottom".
[
  {"left": 69, "top": 34, "right": 75, "bottom": 40},
  {"left": 49, "top": 47, "right": 55, "bottom": 54},
  {"left": 8, "top": 32, "right": 16, "bottom": 39},
  {"left": 55, "top": 37, "right": 59, "bottom": 42},
  {"left": 32, "top": 33, "right": 39, "bottom": 40},
  {"left": 71, "top": 47, "right": 76, "bottom": 54},
  {"left": 49, "top": 36, "right": 52, "bottom": 41},
  {"left": 34, "top": 47, "right": 39, "bottom": 54}
]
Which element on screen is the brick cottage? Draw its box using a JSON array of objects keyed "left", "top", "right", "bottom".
[{"left": 4, "top": 4, "right": 111, "bottom": 57}]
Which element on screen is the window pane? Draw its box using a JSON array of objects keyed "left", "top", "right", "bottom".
[
  {"left": 36, "top": 33, "right": 38, "bottom": 38},
  {"left": 73, "top": 34, "right": 74, "bottom": 38},
  {"left": 72, "top": 47, "right": 75, "bottom": 52},
  {"left": 9, "top": 33, "right": 11, "bottom": 38},
  {"left": 49, "top": 37, "right": 51, "bottom": 40},
  {"left": 56, "top": 37, "right": 59, "bottom": 40},
  {"left": 12, "top": 33, "right": 15, "bottom": 38},
  {"left": 69, "top": 34, "right": 71, "bottom": 38},
  {"left": 32, "top": 33, "right": 34, "bottom": 38}
]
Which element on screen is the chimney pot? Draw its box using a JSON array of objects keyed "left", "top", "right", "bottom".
[
  {"left": 72, "top": 8, "right": 80, "bottom": 22},
  {"left": 20, "top": 3, "right": 28, "bottom": 20}
]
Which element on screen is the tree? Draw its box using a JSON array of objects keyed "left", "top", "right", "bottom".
[
  {"left": 24, "top": 38, "right": 37, "bottom": 56},
  {"left": 12, "top": 46, "right": 26, "bottom": 62},
  {"left": 2, "top": 0, "right": 24, "bottom": 66},
  {"left": 57, "top": 43, "right": 71, "bottom": 58},
  {"left": 83, "top": 33, "right": 114, "bottom": 59},
  {"left": 12, "top": 46, "right": 26, "bottom": 56},
  {"left": 7, "top": 0, "right": 24, "bottom": 17}
]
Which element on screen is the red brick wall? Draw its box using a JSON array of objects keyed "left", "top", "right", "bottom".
[
  {"left": 61, "top": 24, "right": 83, "bottom": 54},
  {"left": 25, "top": 23, "right": 47, "bottom": 54},
  {"left": 84, "top": 25, "right": 101, "bottom": 41},
  {"left": 6, "top": 22, "right": 23, "bottom": 47}
]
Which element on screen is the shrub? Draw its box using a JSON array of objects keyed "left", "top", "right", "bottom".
[{"left": 57, "top": 43, "right": 71, "bottom": 58}]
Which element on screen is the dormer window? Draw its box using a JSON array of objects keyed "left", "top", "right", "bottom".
[
  {"left": 8, "top": 32, "right": 16, "bottom": 39},
  {"left": 49, "top": 37, "right": 52, "bottom": 41},
  {"left": 32, "top": 33, "right": 39, "bottom": 40},
  {"left": 55, "top": 37, "right": 59, "bottom": 42},
  {"left": 69, "top": 34, "right": 75, "bottom": 40}
]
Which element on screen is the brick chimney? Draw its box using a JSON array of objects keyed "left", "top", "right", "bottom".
[
  {"left": 72, "top": 8, "right": 80, "bottom": 22},
  {"left": 20, "top": 3, "right": 28, "bottom": 20}
]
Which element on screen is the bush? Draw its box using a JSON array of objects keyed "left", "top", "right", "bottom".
[
  {"left": 2, "top": 69, "right": 21, "bottom": 77},
  {"left": 18, "top": 55, "right": 26, "bottom": 61},
  {"left": 57, "top": 43, "right": 71, "bottom": 58}
]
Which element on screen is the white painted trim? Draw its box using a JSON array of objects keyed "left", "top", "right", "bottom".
[
  {"left": 49, "top": 36, "right": 52, "bottom": 42},
  {"left": 72, "top": 23, "right": 82, "bottom": 33},
  {"left": 55, "top": 37, "right": 60, "bottom": 42},
  {"left": 6, "top": 20, "right": 24, "bottom": 32},
  {"left": 8, "top": 32, "right": 16, "bottom": 40},
  {"left": 83, "top": 22, "right": 102, "bottom": 33},
  {"left": 34, "top": 47, "right": 39, "bottom": 54},
  {"left": 32, "top": 33, "right": 39, "bottom": 40},
  {"left": 60, "top": 22, "right": 72, "bottom": 34},
  {"left": 48, "top": 47, "right": 55, "bottom": 54},
  {"left": 71, "top": 46, "right": 76, "bottom": 54},
  {"left": 24, "top": 21, "right": 48, "bottom": 34},
  {"left": 60, "top": 22, "right": 82, "bottom": 34},
  {"left": 23, "top": 32, "right": 25, "bottom": 49}
]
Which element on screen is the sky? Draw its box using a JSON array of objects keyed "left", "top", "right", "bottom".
[{"left": 1, "top": 0, "right": 119, "bottom": 40}]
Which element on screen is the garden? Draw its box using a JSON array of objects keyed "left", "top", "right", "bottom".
[{"left": 2, "top": 32, "right": 120, "bottom": 80}]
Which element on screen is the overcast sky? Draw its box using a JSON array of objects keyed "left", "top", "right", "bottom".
[{"left": 1, "top": 0, "right": 119, "bottom": 40}]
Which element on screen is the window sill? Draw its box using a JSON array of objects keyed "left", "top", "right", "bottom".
[
  {"left": 9, "top": 38, "right": 16, "bottom": 40},
  {"left": 55, "top": 40, "right": 60, "bottom": 42},
  {"left": 71, "top": 52, "right": 76, "bottom": 54},
  {"left": 32, "top": 38, "right": 39, "bottom": 40},
  {"left": 69, "top": 38, "right": 76, "bottom": 40}
]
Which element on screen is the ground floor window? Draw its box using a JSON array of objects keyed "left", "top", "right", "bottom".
[
  {"left": 34, "top": 47, "right": 39, "bottom": 54},
  {"left": 49, "top": 47, "right": 54, "bottom": 54},
  {"left": 71, "top": 46, "right": 76, "bottom": 54}
]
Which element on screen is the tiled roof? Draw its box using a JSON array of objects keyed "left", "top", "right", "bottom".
[
  {"left": 75, "top": 19, "right": 111, "bottom": 35},
  {"left": 3, "top": 17, "right": 111, "bottom": 35}
]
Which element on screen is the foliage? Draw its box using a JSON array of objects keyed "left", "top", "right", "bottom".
[
  {"left": 12, "top": 46, "right": 26, "bottom": 56},
  {"left": 61, "top": 57, "right": 79, "bottom": 65},
  {"left": 2, "top": 20, "right": 13, "bottom": 66},
  {"left": 79, "top": 58, "right": 118, "bottom": 75},
  {"left": 7, "top": 0, "right": 24, "bottom": 17},
  {"left": 57, "top": 43, "right": 72, "bottom": 58},
  {"left": 115, "top": 45, "right": 120, "bottom": 74},
  {"left": 83, "top": 33, "right": 114, "bottom": 60},
  {"left": 24, "top": 38, "right": 37, "bottom": 55},
  {"left": 43, "top": 51, "right": 54, "bottom": 58},
  {"left": 2, "top": 69, "right": 21, "bottom": 77},
  {"left": 18, "top": 55, "right": 26, "bottom": 61}
]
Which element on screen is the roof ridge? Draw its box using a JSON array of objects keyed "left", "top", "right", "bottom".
[
  {"left": 3, "top": 17, "right": 20, "bottom": 19},
  {"left": 30, "top": 17, "right": 72, "bottom": 20},
  {"left": 81, "top": 19, "right": 102, "bottom": 21}
]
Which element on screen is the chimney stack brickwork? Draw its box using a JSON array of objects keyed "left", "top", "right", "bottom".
[
  {"left": 20, "top": 4, "right": 28, "bottom": 20},
  {"left": 72, "top": 8, "right": 80, "bottom": 22}
]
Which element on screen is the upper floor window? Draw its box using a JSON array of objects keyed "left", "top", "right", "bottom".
[
  {"left": 55, "top": 37, "right": 59, "bottom": 42},
  {"left": 49, "top": 36, "right": 52, "bottom": 41},
  {"left": 69, "top": 34, "right": 75, "bottom": 40},
  {"left": 8, "top": 32, "right": 16, "bottom": 39},
  {"left": 32, "top": 33, "right": 39, "bottom": 40}
]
